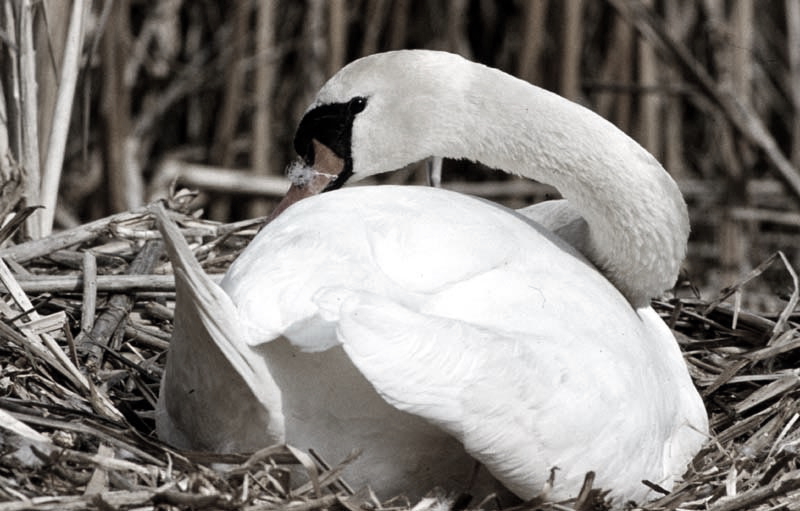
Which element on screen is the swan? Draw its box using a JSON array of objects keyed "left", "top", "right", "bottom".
[{"left": 153, "top": 50, "right": 708, "bottom": 506}]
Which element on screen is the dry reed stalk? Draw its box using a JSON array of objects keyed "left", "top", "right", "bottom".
[
  {"left": 637, "top": 0, "right": 661, "bottom": 159},
  {"left": 732, "top": 0, "right": 754, "bottom": 102},
  {"left": 662, "top": 1, "right": 692, "bottom": 179},
  {"left": 0, "top": 208, "right": 150, "bottom": 263},
  {"left": 593, "top": 13, "right": 633, "bottom": 132},
  {"left": 208, "top": 0, "right": 250, "bottom": 221},
  {"left": 0, "top": 206, "right": 39, "bottom": 247},
  {"left": 249, "top": 0, "right": 278, "bottom": 218},
  {"left": 149, "top": 158, "right": 290, "bottom": 202},
  {"left": 711, "top": 0, "right": 754, "bottom": 289},
  {"left": 446, "top": 0, "right": 471, "bottom": 58},
  {"left": 560, "top": 0, "right": 583, "bottom": 101},
  {"left": 387, "top": 0, "right": 410, "bottom": 50},
  {"left": 517, "top": 0, "right": 548, "bottom": 85},
  {"left": 101, "top": 0, "right": 144, "bottom": 217},
  {"left": 17, "top": 0, "right": 40, "bottom": 240},
  {"left": 35, "top": 1, "right": 70, "bottom": 170},
  {"left": 789, "top": 0, "right": 800, "bottom": 167},
  {"left": 729, "top": 207, "right": 800, "bottom": 227},
  {"left": 78, "top": 239, "right": 163, "bottom": 368},
  {"left": 328, "top": 0, "right": 347, "bottom": 75},
  {"left": 12, "top": 271, "right": 199, "bottom": 294},
  {"left": 0, "top": 1, "right": 39, "bottom": 239},
  {"left": 39, "top": 0, "right": 88, "bottom": 236},
  {"left": 0, "top": 2, "right": 20, "bottom": 175},
  {"left": 209, "top": 0, "right": 250, "bottom": 168},
  {"left": 359, "top": 0, "right": 387, "bottom": 58},
  {"left": 79, "top": 250, "right": 96, "bottom": 335}
]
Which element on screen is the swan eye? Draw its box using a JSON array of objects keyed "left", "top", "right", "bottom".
[{"left": 349, "top": 96, "right": 367, "bottom": 113}]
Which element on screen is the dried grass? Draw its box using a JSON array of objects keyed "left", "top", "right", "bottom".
[{"left": 0, "top": 197, "right": 798, "bottom": 511}]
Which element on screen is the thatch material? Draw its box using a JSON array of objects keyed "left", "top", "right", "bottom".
[{"left": 0, "top": 198, "right": 799, "bottom": 510}]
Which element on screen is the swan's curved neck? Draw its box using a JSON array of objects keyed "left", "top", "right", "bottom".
[{"left": 424, "top": 62, "right": 688, "bottom": 306}]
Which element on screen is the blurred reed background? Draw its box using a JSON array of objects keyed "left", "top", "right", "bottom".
[{"left": 1, "top": 0, "right": 799, "bottom": 307}]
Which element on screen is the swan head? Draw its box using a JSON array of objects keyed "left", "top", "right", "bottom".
[
  {"left": 296, "top": 50, "right": 472, "bottom": 177},
  {"left": 268, "top": 50, "right": 474, "bottom": 220}
]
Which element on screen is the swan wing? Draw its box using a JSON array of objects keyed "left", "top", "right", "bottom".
[
  {"left": 312, "top": 287, "right": 669, "bottom": 501},
  {"left": 516, "top": 199, "right": 590, "bottom": 257},
  {"left": 151, "top": 204, "right": 284, "bottom": 451},
  {"left": 223, "top": 186, "right": 588, "bottom": 349},
  {"left": 313, "top": 287, "right": 552, "bottom": 498}
]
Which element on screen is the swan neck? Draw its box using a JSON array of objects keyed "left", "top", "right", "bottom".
[{"left": 445, "top": 66, "right": 688, "bottom": 305}]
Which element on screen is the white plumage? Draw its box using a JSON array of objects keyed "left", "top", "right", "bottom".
[{"left": 154, "top": 50, "right": 709, "bottom": 506}]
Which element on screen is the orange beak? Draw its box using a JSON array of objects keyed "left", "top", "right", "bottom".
[{"left": 266, "top": 139, "right": 345, "bottom": 224}]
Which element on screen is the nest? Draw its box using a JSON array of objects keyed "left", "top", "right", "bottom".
[{"left": 0, "top": 197, "right": 799, "bottom": 511}]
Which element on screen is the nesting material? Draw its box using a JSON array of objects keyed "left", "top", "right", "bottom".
[{"left": 0, "top": 203, "right": 799, "bottom": 510}]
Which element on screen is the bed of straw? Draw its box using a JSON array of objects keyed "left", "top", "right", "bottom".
[{"left": 0, "top": 190, "right": 796, "bottom": 511}]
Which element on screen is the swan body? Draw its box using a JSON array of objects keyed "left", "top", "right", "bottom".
[{"left": 155, "top": 50, "right": 708, "bottom": 506}]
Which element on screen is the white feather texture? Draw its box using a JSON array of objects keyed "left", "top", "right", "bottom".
[
  {"left": 156, "top": 50, "right": 708, "bottom": 506},
  {"left": 222, "top": 186, "right": 707, "bottom": 504}
]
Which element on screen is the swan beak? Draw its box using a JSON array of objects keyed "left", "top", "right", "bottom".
[{"left": 266, "top": 139, "right": 345, "bottom": 223}]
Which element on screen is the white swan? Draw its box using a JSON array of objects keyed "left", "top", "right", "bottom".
[{"left": 154, "top": 50, "right": 708, "bottom": 506}]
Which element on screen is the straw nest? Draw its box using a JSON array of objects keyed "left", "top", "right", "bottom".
[{"left": 0, "top": 195, "right": 799, "bottom": 511}]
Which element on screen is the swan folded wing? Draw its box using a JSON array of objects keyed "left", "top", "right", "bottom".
[
  {"left": 515, "top": 199, "right": 590, "bottom": 258},
  {"left": 223, "top": 187, "right": 578, "bottom": 350},
  {"left": 151, "top": 204, "right": 284, "bottom": 449},
  {"left": 636, "top": 308, "right": 709, "bottom": 482},
  {"left": 222, "top": 187, "right": 529, "bottom": 349},
  {"left": 312, "top": 288, "right": 628, "bottom": 500}
]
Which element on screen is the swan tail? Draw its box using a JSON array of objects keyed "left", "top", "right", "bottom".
[{"left": 150, "top": 203, "right": 284, "bottom": 451}]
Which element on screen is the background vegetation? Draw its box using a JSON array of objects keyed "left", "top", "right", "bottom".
[{"left": 1, "top": 0, "right": 799, "bottom": 305}]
